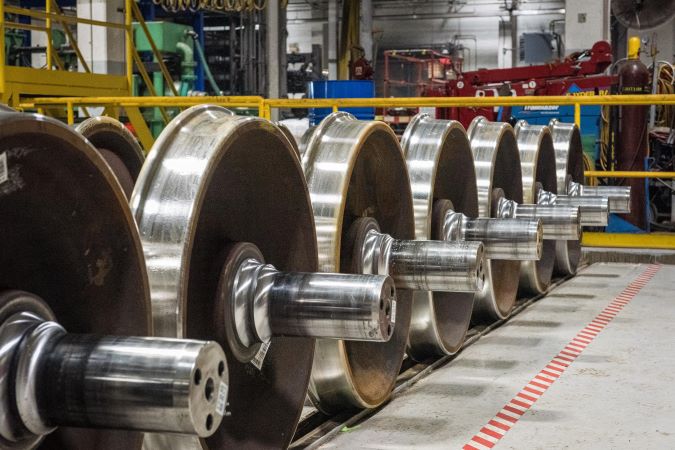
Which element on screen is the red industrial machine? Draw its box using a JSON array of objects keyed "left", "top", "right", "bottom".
[
  {"left": 426, "top": 41, "right": 615, "bottom": 128},
  {"left": 388, "top": 39, "right": 662, "bottom": 231}
]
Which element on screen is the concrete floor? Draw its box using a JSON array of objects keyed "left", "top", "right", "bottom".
[{"left": 319, "top": 263, "right": 675, "bottom": 449}]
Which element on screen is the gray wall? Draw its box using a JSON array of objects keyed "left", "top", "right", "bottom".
[
  {"left": 630, "top": 21, "right": 675, "bottom": 64},
  {"left": 287, "top": 0, "right": 566, "bottom": 72}
]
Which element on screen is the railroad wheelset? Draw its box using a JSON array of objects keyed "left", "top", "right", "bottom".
[{"left": 0, "top": 105, "right": 632, "bottom": 450}]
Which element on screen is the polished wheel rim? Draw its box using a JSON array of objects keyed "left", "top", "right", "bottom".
[
  {"left": 301, "top": 112, "right": 415, "bottom": 412},
  {"left": 132, "top": 105, "right": 317, "bottom": 449}
]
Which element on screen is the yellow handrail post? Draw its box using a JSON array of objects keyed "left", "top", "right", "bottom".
[
  {"left": 4, "top": 6, "right": 126, "bottom": 29},
  {"left": 125, "top": 0, "right": 133, "bottom": 93},
  {"left": 258, "top": 99, "right": 265, "bottom": 118},
  {"left": 45, "top": 0, "right": 53, "bottom": 70},
  {"left": 574, "top": 103, "right": 581, "bottom": 127},
  {"left": 332, "top": 103, "right": 338, "bottom": 113},
  {"left": 66, "top": 101, "right": 74, "bottom": 125},
  {"left": 584, "top": 171, "right": 675, "bottom": 179}
]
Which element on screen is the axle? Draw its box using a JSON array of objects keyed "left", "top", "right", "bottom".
[
  {"left": 568, "top": 181, "right": 631, "bottom": 214},
  {"left": 357, "top": 226, "right": 485, "bottom": 293},
  {"left": 443, "top": 209, "right": 543, "bottom": 261},
  {"left": 223, "top": 242, "right": 396, "bottom": 347},
  {"left": 495, "top": 192, "right": 581, "bottom": 241},
  {"left": 537, "top": 189, "right": 610, "bottom": 226},
  {"left": 0, "top": 291, "right": 227, "bottom": 447}
]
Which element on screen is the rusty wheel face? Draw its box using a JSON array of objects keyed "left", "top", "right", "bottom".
[
  {"left": 0, "top": 112, "right": 150, "bottom": 449},
  {"left": 514, "top": 121, "right": 557, "bottom": 294},
  {"left": 400, "top": 114, "right": 479, "bottom": 359},
  {"left": 467, "top": 117, "right": 523, "bottom": 321},
  {"left": 76, "top": 117, "right": 145, "bottom": 199},
  {"left": 132, "top": 106, "right": 317, "bottom": 449},
  {"left": 275, "top": 122, "right": 301, "bottom": 159},
  {"left": 549, "top": 119, "right": 583, "bottom": 275},
  {"left": 301, "top": 112, "right": 414, "bottom": 412}
]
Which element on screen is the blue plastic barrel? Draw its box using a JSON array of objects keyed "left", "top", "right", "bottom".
[{"left": 308, "top": 80, "right": 375, "bottom": 125}]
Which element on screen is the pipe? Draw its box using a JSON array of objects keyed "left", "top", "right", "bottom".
[
  {"left": 443, "top": 210, "right": 543, "bottom": 261},
  {"left": 287, "top": 7, "right": 566, "bottom": 23},
  {"left": 453, "top": 34, "right": 477, "bottom": 70},
  {"left": 176, "top": 41, "right": 197, "bottom": 94},
  {"left": 360, "top": 230, "right": 485, "bottom": 293},
  {"left": 188, "top": 31, "right": 223, "bottom": 95}
]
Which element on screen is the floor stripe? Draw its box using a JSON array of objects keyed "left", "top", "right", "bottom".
[{"left": 462, "top": 265, "right": 660, "bottom": 450}]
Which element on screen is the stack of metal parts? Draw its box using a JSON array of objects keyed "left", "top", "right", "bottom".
[{"left": 0, "top": 105, "right": 630, "bottom": 449}]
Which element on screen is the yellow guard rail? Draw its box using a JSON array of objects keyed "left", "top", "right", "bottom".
[{"left": 17, "top": 93, "right": 675, "bottom": 250}]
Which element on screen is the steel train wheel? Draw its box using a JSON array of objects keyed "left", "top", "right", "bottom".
[
  {"left": 297, "top": 125, "right": 316, "bottom": 160},
  {"left": 76, "top": 116, "right": 145, "bottom": 199},
  {"left": 0, "top": 111, "right": 151, "bottom": 449},
  {"left": 275, "top": 122, "right": 301, "bottom": 158},
  {"left": 514, "top": 121, "right": 558, "bottom": 294},
  {"left": 132, "top": 105, "right": 317, "bottom": 449},
  {"left": 400, "top": 114, "right": 479, "bottom": 359},
  {"left": 301, "top": 112, "right": 415, "bottom": 412},
  {"left": 467, "top": 117, "right": 524, "bottom": 321},
  {"left": 548, "top": 119, "right": 584, "bottom": 276}
]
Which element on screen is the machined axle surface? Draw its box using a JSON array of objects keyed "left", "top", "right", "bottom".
[
  {"left": 568, "top": 182, "right": 631, "bottom": 214},
  {"left": 496, "top": 196, "right": 581, "bottom": 241},
  {"left": 443, "top": 210, "right": 543, "bottom": 261},
  {"left": 0, "top": 292, "right": 228, "bottom": 447},
  {"left": 538, "top": 189, "right": 610, "bottom": 226},
  {"left": 360, "top": 230, "right": 486, "bottom": 293}
]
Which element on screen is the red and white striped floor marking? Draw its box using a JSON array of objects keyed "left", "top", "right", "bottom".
[{"left": 463, "top": 264, "right": 661, "bottom": 450}]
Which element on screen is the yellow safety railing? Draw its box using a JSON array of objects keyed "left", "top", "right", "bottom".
[
  {"left": 21, "top": 93, "right": 675, "bottom": 120},
  {"left": 16, "top": 93, "right": 675, "bottom": 249},
  {"left": 0, "top": 0, "right": 180, "bottom": 112},
  {"left": 583, "top": 171, "right": 675, "bottom": 179},
  {"left": 2, "top": 1, "right": 128, "bottom": 76},
  {"left": 23, "top": 95, "right": 266, "bottom": 123},
  {"left": 21, "top": 95, "right": 265, "bottom": 148}
]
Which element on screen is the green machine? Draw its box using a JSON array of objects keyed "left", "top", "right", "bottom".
[
  {"left": 5, "top": 28, "right": 75, "bottom": 69},
  {"left": 133, "top": 21, "right": 197, "bottom": 136}
]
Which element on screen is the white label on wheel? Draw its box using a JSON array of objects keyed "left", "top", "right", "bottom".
[
  {"left": 390, "top": 300, "right": 397, "bottom": 324},
  {"left": 0, "top": 153, "right": 7, "bottom": 185},
  {"left": 216, "top": 382, "right": 229, "bottom": 416},
  {"left": 251, "top": 341, "right": 271, "bottom": 370}
]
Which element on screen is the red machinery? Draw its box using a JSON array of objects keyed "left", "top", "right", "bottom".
[
  {"left": 418, "top": 39, "right": 658, "bottom": 230},
  {"left": 426, "top": 41, "right": 615, "bottom": 128}
]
